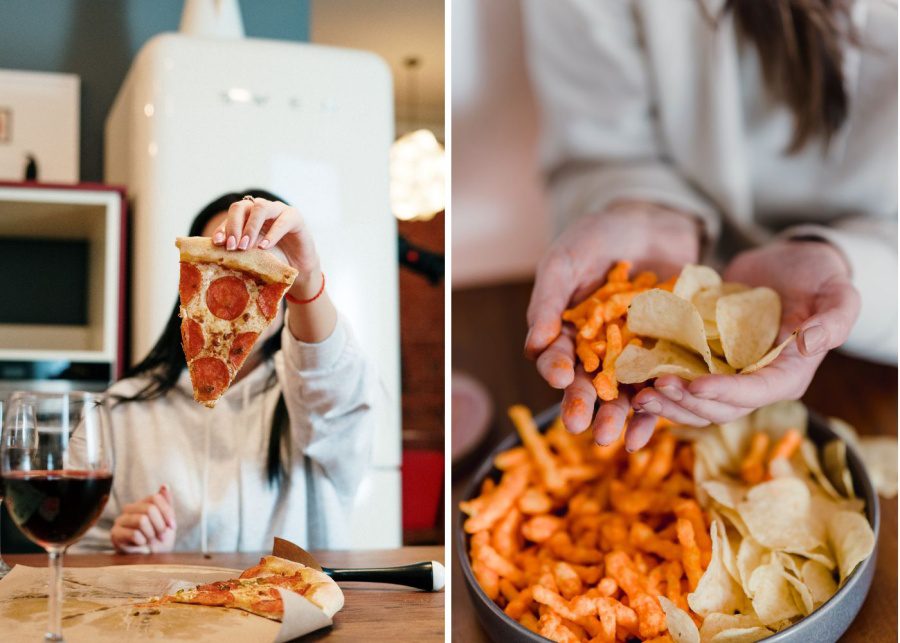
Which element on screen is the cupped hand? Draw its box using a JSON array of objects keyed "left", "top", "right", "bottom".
[
  {"left": 632, "top": 239, "right": 860, "bottom": 426},
  {"left": 211, "top": 196, "right": 322, "bottom": 298},
  {"left": 110, "top": 485, "right": 177, "bottom": 554},
  {"left": 525, "top": 201, "right": 702, "bottom": 449}
]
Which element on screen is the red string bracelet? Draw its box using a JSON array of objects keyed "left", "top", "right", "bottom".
[{"left": 285, "top": 272, "right": 326, "bottom": 305}]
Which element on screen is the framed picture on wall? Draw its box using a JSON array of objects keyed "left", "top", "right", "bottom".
[{"left": 0, "top": 108, "right": 9, "bottom": 143}]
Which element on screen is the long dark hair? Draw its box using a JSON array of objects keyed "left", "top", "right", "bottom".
[
  {"left": 726, "top": 0, "right": 853, "bottom": 152},
  {"left": 116, "top": 189, "right": 291, "bottom": 485}
]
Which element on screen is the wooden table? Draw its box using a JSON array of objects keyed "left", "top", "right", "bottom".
[
  {"left": 5, "top": 546, "right": 445, "bottom": 642},
  {"left": 452, "top": 281, "right": 897, "bottom": 643}
]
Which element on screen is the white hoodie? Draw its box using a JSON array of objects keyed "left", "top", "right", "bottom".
[{"left": 78, "top": 315, "right": 378, "bottom": 552}]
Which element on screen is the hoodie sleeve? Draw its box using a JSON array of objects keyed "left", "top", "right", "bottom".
[
  {"left": 521, "top": 0, "right": 720, "bottom": 237},
  {"left": 277, "top": 313, "right": 378, "bottom": 504}
]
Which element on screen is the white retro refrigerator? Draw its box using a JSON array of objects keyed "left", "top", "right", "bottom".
[{"left": 105, "top": 33, "right": 401, "bottom": 548}]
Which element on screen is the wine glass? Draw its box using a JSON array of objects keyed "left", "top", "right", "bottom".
[
  {"left": 0, "top": 399, "right": 8, "bottom": 579},
  {"left": 1, "top": 392, "right": 114, "bottom": 642}
]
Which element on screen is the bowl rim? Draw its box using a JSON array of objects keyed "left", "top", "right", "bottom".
[{"left": 455, "top": 403, "right": 881, "bottom": 642}]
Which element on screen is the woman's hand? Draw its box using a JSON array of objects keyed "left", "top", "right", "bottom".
[
  {"left": 525, "top": 201, "right": 702, "bottom": 448},
  {"left": 211, "top": 196, "right": 322, "bottom": 300},
  {"left": 110, "top": 485, "right": 176, "bottom": 554},
  {"left": 632, "top": 240, "right": 861, "bottom": 426},
  {"left": 211, "top": 196, "right": 337, "bottom": 343}
]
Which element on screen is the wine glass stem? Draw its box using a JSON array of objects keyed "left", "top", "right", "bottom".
[{"left": 46, "top": 546, "right": 64, "bottom": 642}]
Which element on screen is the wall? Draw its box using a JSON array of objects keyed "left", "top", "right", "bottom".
[{"left": 0, "top": 0, "right": 310, "bottom": 182}]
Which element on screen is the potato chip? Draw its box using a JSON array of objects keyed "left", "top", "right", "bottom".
[
  {"left": 615, "top": 340, "right": 710, "bottom": 384},
  {"left": 822, "top": 440, "right": 855, "bottom": 499},
  {"left": 799, "top": 440, "right": 842, "bottom": 500},
  {"left": 692, "top": 283, "right": 749, "bottom": 321},
  {"left": 736, "top": 477, "right": 825, "bottom": 552},
  {"left": 826, "top": 509, "right": 875, "bottom": 583},
  {"left": 708, "top": 337, "right": 725, "bottom": 356},
  {"left": 659, "top": 595, "right": 700, "bottom": 643},
  {"left": 710, "top": 514, "right": 742, "bottom": 587},
  {"left": 627, "top": 289, "right": 718, "bottom": 368},
  {"left": 779, "top": 567, "right": 814, "bottom": 615},
  {"left": 688, "top": 521, "right": 747, "bottom": 616},
  {"left": 707, "top": 626, "right": 774, "bottom": 643},
  {"left": 735, "top": 537, "right": 768, "bottom": 596},
  {"left": 673, "top": 265, "right": 722, "bottom": 302},
  {"left": 715, "top": 287, "right": 780, "bottom": 369},
  {"left": 747, "top": 561, "right": 803, "bottom": 625},
  {"left": 716, "top": 417, "right": 754, "bottom": 466},
  {"left": 698, "top": 613, "right": 766, "bottom": 642},
  {"left": 750, "top": 400, "right": 807, "bottom": 439},
  {"left": 799, "top": 559, "right": 838, "bottom": 607},
  {"left": 858, "top": 436, "right": 899, "bottom": 498},
  {"left": 739, "top": 331, "right": 797, "bottom": 374},
  {"left": 701, "top": 480, "right": 743, "bottom": 510}
]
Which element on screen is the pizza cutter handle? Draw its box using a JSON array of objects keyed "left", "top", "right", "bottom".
[{"left": 324, "top": 560, "right": 445, "bottom": 592}]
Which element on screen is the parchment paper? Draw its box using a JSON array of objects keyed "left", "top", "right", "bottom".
[{"left": 0, "top": 564, "right": 332, "bottom": 642}]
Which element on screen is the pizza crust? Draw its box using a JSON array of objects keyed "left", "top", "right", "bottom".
[
  {"left": 176, "top": 236, "right": 298, "bottom": 286},
  {"left": 244, "top": 556, "right": 344, "bottom": 618}
]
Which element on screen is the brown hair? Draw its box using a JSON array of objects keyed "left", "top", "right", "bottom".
[{"left": 727, "top": 0, "right": 853, "bottom": 152}]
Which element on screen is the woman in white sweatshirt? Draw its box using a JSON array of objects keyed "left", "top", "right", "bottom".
[
  {"left": 522, "top": 0, "right": 896, "bottom": 450},
  {"left": 80, "top": 190, "right": 379, "bottom": 553}
]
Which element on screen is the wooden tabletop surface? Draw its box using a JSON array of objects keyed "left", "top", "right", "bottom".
[
  {"left": 452, "top": 281, "right": 897, "bottom": 643},
  {"left": 4, "top": 546, "right": 445, "bottom": 642}
]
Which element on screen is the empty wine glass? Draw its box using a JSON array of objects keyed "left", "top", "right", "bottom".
[{"left": 1, "top": 392, "right": 114, "bottom": 642}]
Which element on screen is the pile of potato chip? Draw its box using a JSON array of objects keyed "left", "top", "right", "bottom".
[
  {"left": 462, "top": 402, "right": 876, "bottom": 643},
  {"left": 562, "top": 263, "right": 796, "bottom": 402},
  {"left": 663, "top": 400, "right": 876, "bottom": 642},
  {"left": 463, "top": 405, "right": 714, "bottom": 642}
]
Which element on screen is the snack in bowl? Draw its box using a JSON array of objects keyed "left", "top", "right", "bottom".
[
  {"left": 462, "top": 405, "right": 714, "bottom": 641},
  {"left": 157, "top": 555, "right": 343, "bottom": 620},
  {"left": 176, "top": 237, "right": 298, "bottom": 407},
  {"left": 461, "top": 402, "right": 876, "bottom": 642},
  {"left": 562, "top": 263, "right": 796, "bottom": 402}
]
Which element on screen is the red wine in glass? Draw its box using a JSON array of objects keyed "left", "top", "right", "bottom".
[{"left": 2, "top": 470, "right": 112, "bottom": 548}]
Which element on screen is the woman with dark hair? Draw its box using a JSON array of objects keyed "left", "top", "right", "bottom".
[
  {"left": 522, "top": 1, "right": 896, "bottom": 449},
  {"left": 80, "top": 190, "right": 378, "bottom": 552}
]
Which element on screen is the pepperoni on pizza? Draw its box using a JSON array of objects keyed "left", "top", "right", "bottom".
[{"left": 176, "top": 237, "right": 298, "bottom": 407}]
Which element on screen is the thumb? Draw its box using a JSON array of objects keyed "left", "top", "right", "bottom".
[
  {"left": 797, "top": 276, "right": 861, "bottom": 356},
  {"left": 159, "top": 484, "right": 174, "bottom": 506}
]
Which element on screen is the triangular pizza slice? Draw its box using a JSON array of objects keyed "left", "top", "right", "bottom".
[{"left": 176, "top": 237, "right": 298, "bottom": 407}]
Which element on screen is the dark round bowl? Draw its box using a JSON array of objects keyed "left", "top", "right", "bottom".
[{"left": 456, "top": 404, "right": 880, "bottom": 643}]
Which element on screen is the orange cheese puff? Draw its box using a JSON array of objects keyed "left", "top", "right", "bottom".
[
  {"left": 641, "top": 432, "right": 677, "bottom": 487},
  {"left": 607, "top": 260, "right": 632, "bottom": 283},
  {"left": 472, "top": 559, "right": 500, "bottom": 600},
  {"left": 741, "top": 432, "right": 770, "bottom": 484},
  {"left": 673, "top": 499, "right": 711, "bottom": 555},
  {"left": 645, "top": 636, "right": 675, "bottom": 643},
  {"left": 548, "top": 420, "right": 585, "bottom": 465},
  {"left": 632, "top": 271, "right": 658, "bottom": 288},
  {"left": 553, "top": 561, "right": 584, "bottom": 600},
  {"left": 768, "top": 428, "right": 803, "bottom": 465},
  {"left": 676, "top": 518, "right": 704, "bottom": 591},
  {"left": 464, "top": 464, "right": 530, "bottom": 533},
  {"left": 624, "top": 449, "right": 652, "bottom": 486},
  {"left": 574, "top": 614, "right": 603, "bottom": 639},
  {"left": 630, "top": 522, "right": 682, "bottom": 561},
  {"left": 478, "top": 543, "right": 525, "bottom": 585},
  {"left": 519, "top": 611, "right": 540, "bottom": 633},
  {"left": 576, "top": 338, "right": 601, "bottom": 373},
  {"left": 592, "top": 371, "right": 618, "bottom": 402},
  {"left": 597, "top": 577, "right": 618, "bottom": 596},
  {"left": 593, "top": 598, "right": 617, "bottom": 643},
  {"left": 522, "top": 514, "right": 565, "bottom": 543},
  {"left": 510, "top": 405, "right": 567, "bottom": 494},
  {"left": 657, "top": 275, "right": 678, "bottom": 291},
  {"left": 519, "top": 487, "right": 554, "bottom": 515},
  {"left": 532, "top": 585, "right": 580, "bottom": 621},
  {"left": 604, "top": 551, "right": 645, "bottom": 600},
  {"left": 589, "top": 340, "right": 607, "bottom": 357},
  {"left": 538, "top": 611, "right": 581, "bottom": 643},
  {"left": 664, "top": 560, "right": 687, "bottom": 609},
  {"left": 499, "top": 578, "right": 520, "bottom": 603},
  {"left": 580, "top": 305, "right": 606, "bottom": 340},
  {"left": 494, "top": 446, "right": 529, "bottom": 470},
  {"left": 602, "top": 323, "right": 623, "bottom": 371},
  {"left": 504, "top": 586, "right": 534, "bottom": 619},
  {"left": 630, "top": 593, "right": 668, "bottom": 639}
]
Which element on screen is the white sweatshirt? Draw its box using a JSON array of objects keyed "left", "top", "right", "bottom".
[
  {"left": 522, "top": 0, "right": 897, "bottom": 364},
  {"left": 78, "top": 315, "right": 378, "bottom": 552}
]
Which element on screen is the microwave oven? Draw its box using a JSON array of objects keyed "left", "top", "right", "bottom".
[{"left": 0, "top": 183, "right": 126, "bottom": 393}]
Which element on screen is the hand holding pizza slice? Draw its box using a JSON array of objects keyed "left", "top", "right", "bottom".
[{"left": 177, "top": 237, "right": 298, "bottom": 407}]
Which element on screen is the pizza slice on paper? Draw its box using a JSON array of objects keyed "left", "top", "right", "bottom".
[
  {"left": 159, "top": 555, "right": 344, "bottom": 620},
  {"left": 176, "top": 237, "right": 298, "bottom": 407}
]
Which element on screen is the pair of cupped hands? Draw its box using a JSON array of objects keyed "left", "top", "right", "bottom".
[{"left": 526, "top": 201, "right": 861, "bottom": 452}]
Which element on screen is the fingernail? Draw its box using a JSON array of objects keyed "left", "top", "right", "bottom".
[
  {"left": 226, "top": 236, "right": 237, "bottom": 250},
  {"left": 641, "top": 399, "right": 662, "bottom": 414},
  {"left": 801, "top": 324, "right": 827, "bottom": 354},
  {"left": 213, "top": 232, "right": 224, "bottom": 244},
  {"left": 657, "top": 385, "right": 683, "bottom": 401},
  {"left": 238, "top": 235, "right": 250, "bottom": 250},
  {"left": 259, "top": 238, "right": 270, "bottom": 249}
]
